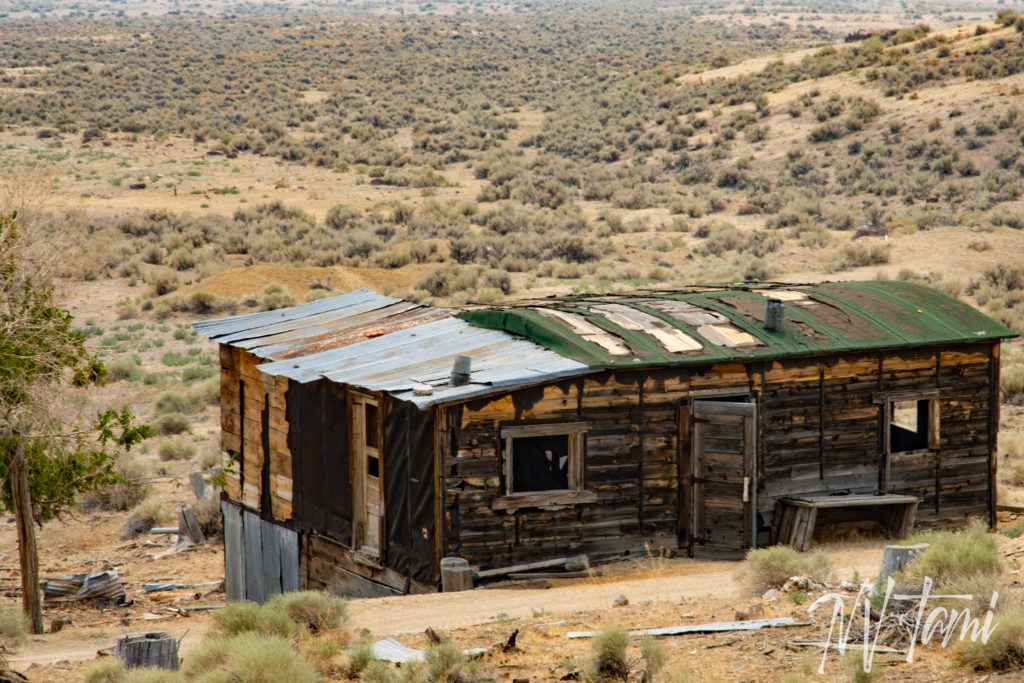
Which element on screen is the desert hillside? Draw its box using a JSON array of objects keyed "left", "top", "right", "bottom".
[{"left": 2, "top": 1, "right": 1024, "bottom": 681}]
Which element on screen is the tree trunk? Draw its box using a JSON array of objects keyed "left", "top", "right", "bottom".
[{"left": 10, "top": 437, "right": 43, "bottom": 634}]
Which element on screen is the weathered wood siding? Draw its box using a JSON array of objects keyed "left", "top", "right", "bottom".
[
  {"left": 756, "top": 345, "right": 995, "bottom": 543},
  {"left": 446, "top": 369, "right": 708, "bottom": 570},
  {"left": 218, "top": 346, "right": 293, "bottom": 521},
  {"left": 444, "top": 343, "right": 998, "bottom": 567}
]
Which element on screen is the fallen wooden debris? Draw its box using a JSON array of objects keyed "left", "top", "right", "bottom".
[
  {"left": 42, "top": 569, "right": 126, "bottom": 605},
  {"left": 567, "top": 617, "right": 798, "bottom": 639},
  {"left": 143, "top": 580, "right": 223, "bottom": 593},
  {"left": 150, "top": 528, "right": 179, "bottom": 535},
  {"left": 787, "top": 640, "right": 907, "bottom": 655},
  {"left": 506, "top": 571, "right": 590, "bottom": 580},
  {"left": 176, "top": 504, "right": 205, "bottom": 546},
  {"left": 476, "top": 555, "right": 589, "bottom": 580}
]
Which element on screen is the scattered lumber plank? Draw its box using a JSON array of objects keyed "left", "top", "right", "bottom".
[
  {"left": 476, "top": 555, "right": 589, "bottom": 580},
  {"left": 567, "top": 617, "right": 797, "bottom": 639}
]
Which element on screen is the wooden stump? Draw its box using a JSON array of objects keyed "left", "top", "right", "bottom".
[
  {"left": 876, "top": 543, "right": 928, "bottom": 593},
  {"left": 440, "top": 557, "right": 473, "bottom": 592},
  {"left": 114, "top": 632, "right": 180, "bottom": 670},
  {"left": 189, "top": 472, "right": 208, "bottom": 501},
  {"left": 177, "top": 504, "right": 205, "bottom": 545}
]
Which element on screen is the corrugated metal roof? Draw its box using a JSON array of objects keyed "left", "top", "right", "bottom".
[
  {"left": 192, "top": 289, "right": 448, "bottom": 360},
  {"left": 457, "top": 281, "right": 1017, "bottom": 369},
  {"left": 255, "top": 317, "right": 589, "bottom": 408}
]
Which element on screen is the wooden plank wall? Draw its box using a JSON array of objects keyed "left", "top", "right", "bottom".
[
  {"left": 446, "top": 367, "right": 752, "bottom": 570},
  {"left": 445, "top": 343, "right": 996, "bottom": 566},
  {"left": 757, "top": 345, "right": 994, "bottom": 543},
  {"left": 218, "top": 345, "right": 293, "bottom": 521}
]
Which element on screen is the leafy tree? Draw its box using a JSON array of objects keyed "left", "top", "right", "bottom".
[{"left": 0, "top": 213, "right": 149, "bottom": 633}]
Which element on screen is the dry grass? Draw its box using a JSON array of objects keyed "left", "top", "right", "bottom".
[
  {"left": 735, "top": 545, "right": 834, "bottom": 594},
  {"left": 122, "top": 497, "right": 174, "bottom": 540},
  {"left": 183, "top": 633, "right": 319, "bottom": 683},
  {"left": 266, "top": 590, "right": 349, "bottom": 636},
  {"left": 899, "top": 521, "right": 1002, "bottom": 587},
  {"left": 954, "top": 607, "right": 1024, "bottom": 671},
  {"left": 0, "top": 606, "right": 28, "bottom": 649}
]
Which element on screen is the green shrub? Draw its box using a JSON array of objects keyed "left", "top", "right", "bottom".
[
  {"left": 123, "top": 669, "right": 185, "bottom": 683},
  {"left": 261, "top": 283, "right": 295, "bottom": 311},
  {"left": 301, "top": 635, "right": 340, "bottom": 676},
  {"left": 107, "top": 357, "right": 144, "bottom": 382},
  {"left": 153, "top": 412, "right": 192, "bottom": 435},
  {"left": 346, "top": 642, "right": 374, "bottom": 679},
  {"left": 1002, "top": 352, "right": 1024, "bottom": 404},
  {"left": 736, "top": 545, "right": 833, "bottom": 594},
  {"left": 954, "top": 607, "right": 1024, "bottom": 671},
  {"left": 900, "top": 522, "right": 1002, "bottom": 587},
  {"left": 84, "top": 659, "right": 127, "bottom": 683},
  {"left": 211, "top": 601, "right": 295, "bottom": 638},
  {"left": 158, "top": 438, "right": 196, "bottom": 462},
  {"left": 267, "top": 590, "right": 348, "bottom": 635},
  {"left": 639, "top": 636, "right": 667, "bottom": 683},
  {"left": 585, "top": 625, "right": 630, "bottom": 682},
  {"left": 184, "top": 633, "right": 317, "bottom": 683},
  {"left": 826, "top": 242, "right": 890, "bottom": 272},
  {"left": 425, "top": 640, "right": 477, "bottom": 683},
  {"left": 154, "top": 390, "right": 193, "bottom": 415}
]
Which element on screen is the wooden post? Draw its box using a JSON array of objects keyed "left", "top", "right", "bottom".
[
  {"left": 114, "top": 632, "right": 180, "bottom": 670},
  {"left": 10, "top": 437, "right": 43, "bottom": 634},
  {"left": 189, "top": 471, "right": 208, "bottom": 501},
  {"left": 440, "top": 557, "right": 473, "bottom": 592},
  {"left": 876, "top": 543, "right": 928, "bottom": 593},
  {"left": 177, "top": 504, "right": 205, "bottom": 546}
]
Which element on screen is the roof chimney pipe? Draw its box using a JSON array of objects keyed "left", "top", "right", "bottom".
[
  {"left": 764, "top": 298, "right": 785, "bottom": 331},
  {"left": 450, "top": 355, "right": 472, "bottom": 386}
]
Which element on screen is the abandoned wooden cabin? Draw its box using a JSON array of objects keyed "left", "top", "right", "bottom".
[{"left": 194, "top": 281, "right": 1016, "bottom": 601}]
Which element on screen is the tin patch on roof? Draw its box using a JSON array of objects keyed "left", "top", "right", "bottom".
[
  {"left": 697, "top": 324, "right": 760, "bottom": 348},
  {"left": 536, "top": 307, "right": 632, "bottom": 356},
  {"left": 643, "top": 299, "right": 729, "bottom": 326},
  {"left": 589, "top": 303, "right": 703, "bottom": 353}
]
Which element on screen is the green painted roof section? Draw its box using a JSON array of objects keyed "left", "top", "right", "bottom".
[{"left": 457, "top": 281, "right": 1017, "bottom": 369}]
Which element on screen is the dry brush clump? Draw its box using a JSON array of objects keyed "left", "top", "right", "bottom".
[{"left": 735, "top": 545, "right": 834, "bottom": 594}]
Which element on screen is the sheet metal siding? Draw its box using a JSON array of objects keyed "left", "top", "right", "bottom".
[
  {"left": 224, "top": 502, "right": 301, "bottom": 603},
  {"left": 222, "top": 500, "right": 245, "bottom": 602}
]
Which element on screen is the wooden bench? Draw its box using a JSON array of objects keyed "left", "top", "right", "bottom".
[{"left": 776, "top": 494, "right": 920, "bottom": 551}]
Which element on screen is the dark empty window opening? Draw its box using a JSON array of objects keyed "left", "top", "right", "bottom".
[
  {"left": 501, "top": 422, "right": 589, "bottom": 495},
  {"left": 509, "top": 434, "right": 570, "bottom": 492},
  {"left": 889, "top": 398, "right": 933, "bottom": 452}
]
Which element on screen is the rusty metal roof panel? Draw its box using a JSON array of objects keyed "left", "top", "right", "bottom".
[
  {"left": 192, "top": 289, "right": 447, "bottom": 360},
  {"left": 256, "top": 317, "right": 590, "bottom": 408}
]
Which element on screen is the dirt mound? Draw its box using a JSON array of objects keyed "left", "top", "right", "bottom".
[{"left": 177, "top": 263, "right": 431, "bottom": 300}]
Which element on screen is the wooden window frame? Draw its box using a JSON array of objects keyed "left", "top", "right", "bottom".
[
  {"left": 492, "top": 421, "right": 596, "bottom": 510},
  {"left": 351, "top": 392, "right": 383, "bottom": 562},
  {"left": 874, "top": 390, "right": 940, "bottom": 491},
  {"left": 875, "top": 390, "right": 941, "bottom": 455}
]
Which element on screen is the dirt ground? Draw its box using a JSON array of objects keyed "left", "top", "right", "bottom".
[{"left": 5, "top": 532, "right": 1023, "bottom": 681}]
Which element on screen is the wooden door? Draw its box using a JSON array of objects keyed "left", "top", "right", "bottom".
[
  {"left": 353, "top": 395, "right": 382, "bottom": 558},
  {"left": 690, "top": 400, "right": 756, "bottom": 558}
]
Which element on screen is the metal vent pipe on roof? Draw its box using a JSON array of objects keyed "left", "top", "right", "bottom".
[
  {"left": 450, "top": 355, "right": 472, "bottom": 386},
  {"left": 764, "top": 298, "right": 785, "bottom": 331}
]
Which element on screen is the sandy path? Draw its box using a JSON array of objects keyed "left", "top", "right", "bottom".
[
  {"left": 9, "top": 544, "right": 885, "bottom": 667},
  {"left": 348, "top": 544, "right": 885, "bottom": 636}
]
